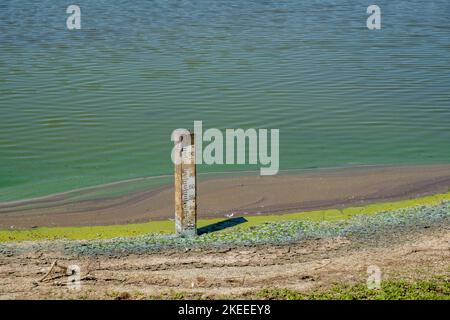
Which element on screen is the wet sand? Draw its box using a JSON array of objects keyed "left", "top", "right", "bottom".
[{"left": 1, "top": 164, "right": 450, "bottom": 229}]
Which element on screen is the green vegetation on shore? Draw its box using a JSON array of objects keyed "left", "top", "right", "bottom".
[
  {"left": 256, "top": 277, "right": 450, "bottom": 300},
  {"left": 1, "top": 192, "right": 450, "bottom": 243},
  {"left": 96, "top": 276, "right": 450, "bottom": 300}
]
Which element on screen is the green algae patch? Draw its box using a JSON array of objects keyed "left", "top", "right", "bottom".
[
  {"left": 0, "top": 218, "right": 226, "bottom": 242},
  {"left": 0, "top": 221, "right": 174, "bottom": 242},
  {"left": 1, "top": 191, "right": 449, "bottom": 243}
]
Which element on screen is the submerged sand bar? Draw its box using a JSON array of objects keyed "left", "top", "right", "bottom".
[{"left": 0, "top": 164, "right": 449, "bottom": 229}]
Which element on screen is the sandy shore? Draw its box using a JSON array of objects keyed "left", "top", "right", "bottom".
[{"left": 0, "top": 164, "right": 450, "bottom": 229}]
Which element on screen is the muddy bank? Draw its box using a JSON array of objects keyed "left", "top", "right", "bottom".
[
  {"left": 1, "top": 164, "right": 450, "bottom": 228},
  {"left": 0, "top": 223, "right": 448, "bottom": 299}
]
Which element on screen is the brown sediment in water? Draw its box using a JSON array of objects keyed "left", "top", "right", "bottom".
[{"left": 0, "top": 164, "right": 449, "bottom": 229}]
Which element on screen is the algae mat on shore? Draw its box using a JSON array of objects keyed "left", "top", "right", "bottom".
[
  {"left": 63, "top": 201, "right": 450, "bottom": 256},
  {"left": 1, "top": 192, "right": 449, "bottom": 243}
]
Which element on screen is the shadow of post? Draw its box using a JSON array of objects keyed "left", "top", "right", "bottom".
[{"left": 197, "top": 217, "right": 248, "bottom": 235}]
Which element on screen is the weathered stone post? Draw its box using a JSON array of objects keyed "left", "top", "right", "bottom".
[{"left": 174, "top": 131, "right": 197, "bottom": 236}]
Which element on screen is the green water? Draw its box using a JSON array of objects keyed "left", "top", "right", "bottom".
[{"left": 1, "top": 0, "right": 449, "bottom": 202}]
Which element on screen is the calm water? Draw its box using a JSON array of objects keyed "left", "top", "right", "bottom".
[{"left": 1, "top": 0, "right": 449, "bottom": 202}]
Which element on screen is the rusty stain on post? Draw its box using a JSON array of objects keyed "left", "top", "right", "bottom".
[{"left": 174, "top": 131, "right": 197, "bottom": 236}]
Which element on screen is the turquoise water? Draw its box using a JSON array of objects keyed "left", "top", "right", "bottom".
[{"left": 1, "top": 0, "right": 449, "bottom": 202}]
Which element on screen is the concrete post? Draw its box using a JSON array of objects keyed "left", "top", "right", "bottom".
[{"left": 174, "top": 131, "right": 197, "bottom": 236}]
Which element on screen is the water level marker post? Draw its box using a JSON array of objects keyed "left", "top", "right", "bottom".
[{"left": 174, "top": 131, "right": 197, "bottom": 236}]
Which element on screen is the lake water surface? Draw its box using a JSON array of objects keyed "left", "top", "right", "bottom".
[{"left": 1, "top": 0, "right": 449, "bottom": 201}]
